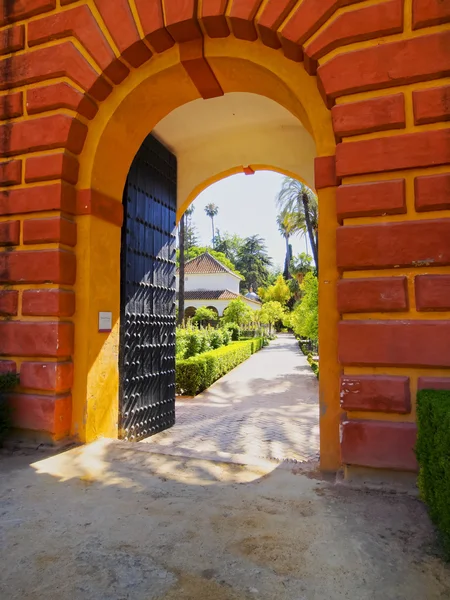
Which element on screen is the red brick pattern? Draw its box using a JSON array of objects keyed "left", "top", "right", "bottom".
[
  {"left": 0, "top": 0, "right": 56, "bottom": 26},
  {"left": 337, "top": 277, "right": 408, "bottom": 313},
  {"left": 20, "top": 361, "right": 73, "bottom": 392},
  {"left": 412, "top": 0, "right": 450, "bottom": 29},
  {"left": 0, "top": 360, "right": 16, "bottom": 374},
  {"left": 340, "top": 375, "right": 410, "bottom": 413},
  {"left": 0, "top": 160, "right": 22, "bottom": 186},
  {"left": 256, "top": 0, "right": 297, "bottom": 49},
  {"left": 314, "top": 156, "right": 337, "bottom": 189},
  {"left": 332, "top": 94, "right": 405, "bottom": 138},
  {"left": 0, "top": 322, "right": 74, "bottom": 357},
  {"left": 0, "top": 92, "right": 23, "bottom": 120},
  {"left": 0, "top": 250, "right": 76, "bottom": 285},
  {"left": 0, "top": 291, "right": 18, "bottom": 316},
  {"left": 306, "top": 0, "right": 403, "bottom": 67},
  {"left": 339, "top": 320, "right": 450, "bottom": 367},
  {"left": 412, "top": 85, "right": 450, "bottom": 125},
  {"left": 0, "top": 183, "right": 76, "bottom": 217},
  {"left": 0, "top": 220, "right": 20, "bottom": 246},
  {"left": 23, "top": 217, "right": 77, "bottom": 246},
  {"left": 25, "top": 152, "right": 79, "bottom": 185},
  {"left": 8, "top": 392, "right": 72, "bottom": 439},
  {"left": 337, "top": 220, "right": 450, "bottom": 270},
  {"left": 418, "top": 377, "right": 450, "bottom": 391},
  {"left": 22, "top": 289, "right": 76, "bottom": 317},
  {"left": 415, "top": 275, "right": 450, "bottom": 311},
  {"left": 0, "top": 115, "right": 88, "bottom": 158},
  {"left": 134, "top": 0, "right": 175, "bottom": 51},
  {"left": 341, "top": 420, "right": 418, "bottom": 471},
  {"left": 0, "top": 25, "right": 25, "bottom": 55},
  {"left": 336, "top": 179, "right": 406, "bottom": 219},
  {"left": 336, "top": 129, "right": 450, "bottom": 177},
  {"left": 27, "top": 83, "right": 98, "bottom": 120},
  {"left": 415, "top": 173, "right": 450, "bottom": 212},
  {"left": 94, "top": 0, "right": 152, "bottom": 68},
  {"left": 318, "top": 31, "right": 450, "bottom": 103}
]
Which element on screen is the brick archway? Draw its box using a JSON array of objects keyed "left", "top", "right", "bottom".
[{"left": 0, "top": 0, "right": 449, "bottom": 475}]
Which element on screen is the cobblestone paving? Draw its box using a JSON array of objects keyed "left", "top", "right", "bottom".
[{"left": 144, "top": 334, "right": 319, "bottom": 463}]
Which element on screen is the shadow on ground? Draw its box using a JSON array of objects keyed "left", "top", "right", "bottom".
[{"left": 1, "top": 440, "right": 449, "bottom": 600}]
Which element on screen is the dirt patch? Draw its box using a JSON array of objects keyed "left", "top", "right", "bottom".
[{"left": 158, "top": 573, "right": 252, "bottom": 600}]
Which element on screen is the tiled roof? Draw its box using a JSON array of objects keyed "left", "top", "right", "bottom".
[
  {"left": 181, "top": 290, "right": 241, "bottom": 300},
  {"left": 183, "top": 252, "right": 243, "bottom": 279},
  {"left": 179, "top": 290, "right": 261, "bottom": 304}
]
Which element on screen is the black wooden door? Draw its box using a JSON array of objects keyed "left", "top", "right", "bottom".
[{"left": 119, "top": 134, "right": 177, "bottom": 441}]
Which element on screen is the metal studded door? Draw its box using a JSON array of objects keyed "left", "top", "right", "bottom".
[{"left": 119, "top": 134, "right": 177, "bottom": 441}]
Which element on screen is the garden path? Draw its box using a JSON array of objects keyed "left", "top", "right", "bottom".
[{"left": 145, "top": 334, "right": 319, "bottom": 463}]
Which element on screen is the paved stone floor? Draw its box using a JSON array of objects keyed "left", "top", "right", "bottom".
[{"left": 145, "top": 334, "right": 319, "bottom": 463}]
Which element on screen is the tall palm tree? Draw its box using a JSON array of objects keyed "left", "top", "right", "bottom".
[
  {"left": 276, "top": 178, "right": 319, "bottom": 275},
  {"left": 276, "top": 212, "right": 296, "bottom": 279},
  {"left": 204, "top": 203, "right": 219, "bottom": 247}
]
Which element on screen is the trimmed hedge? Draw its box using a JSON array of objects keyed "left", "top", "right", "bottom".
[
  {"left": 176, "top": 338, "right": 264, "bottom": 396},
  {"left": 416, "top": 389, "right": 450, "bottom": 558}
]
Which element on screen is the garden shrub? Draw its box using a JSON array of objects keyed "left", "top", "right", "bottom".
[
  {"left": 176, "top": 338, "right": 264, "bottom": 396},
  {"left": 221, "top": 328, "right": 231, "bottom": 346},
  {"left": 416, "top": 389, "right": 450, "bottom": 558},
  {"left": 209, "top": 329, "right": 224, "bottom": 350},
  {"left": 222, "top": 322, "right": 240, "bottom": 341},
  {"left": 0, "top": 372, "right": 19, "bottom": 445}
]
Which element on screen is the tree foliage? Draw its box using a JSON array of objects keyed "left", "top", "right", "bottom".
[
  {"left": 291, "top": 272, "right": 318, "bottom": 341},
  {"left": 259, "top": 301, "right": 285, "bottom": 334},
  {"left": 192, "top": 306, "right": 217, "bottom": 325},
  {"left": 276, "top": 178, "right": 319, "bottom": 275},
  {"left": 222, "top": 298, "right": 255, "bottom": 326},
  {"left": 235, "top": 234, "right": 272, "bottom": 293},
  {"left": 258, "top": 274, "right": 291, "bottom": 306},
  {"left": 214, "top": 231, "right": 243, "bottom": 265}
]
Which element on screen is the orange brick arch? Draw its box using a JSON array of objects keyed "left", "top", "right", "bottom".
[{"left": 0, "top": 0, "right": 449, "bottom": 475}]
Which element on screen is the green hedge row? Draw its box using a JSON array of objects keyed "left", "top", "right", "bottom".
[
  {"left": 306, "top": 354, "right": 319, "bottom": 379},
  {"left": 416, "top": 389, "right": 450, "bottom": 558},
  {"left": 176, "top": 338, "right": 264, "bottom": 396}
]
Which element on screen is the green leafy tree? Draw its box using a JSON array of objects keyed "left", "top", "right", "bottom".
[
  {"left": 258, "top": 274, "right": 291, "bottom": 306},
  {"left": 205, "top": 203, "right": 219, "bottom": 246},
  {"left": 291, "top": 272, "right": 318, "bottom": 341},
  {"left": 276, "top": 178, "right": 319, "bottom": 275},
  {"left": 259, "top": 301, "right": 285, "bottom": 335},
  {"left": 222, "top": 298, "right": 255, "bottom": 326},
  {"left": 236, "top": 235, "right": 272, "bottom": 293},
  {"left": 291, "top": 252, "right": 313, "bottom": 280},
  {"left": 214, "top": 231, "right": 243, "bottom": 265},
  {"left": 192, "top": 306, "right": 217, "bottom": 325},
  {"left": 185, "top": 205, "right": 199, "bottom": 251}
]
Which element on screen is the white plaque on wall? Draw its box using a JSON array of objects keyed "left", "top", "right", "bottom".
[{"left": 98, "top": 312, "right": 112, "bottom": 333}]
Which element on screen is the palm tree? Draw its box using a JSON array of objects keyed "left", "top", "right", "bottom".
[
  {"left": 276, "top": 212, "right": 296, "bottom": 279},
  {"left": 204, "top": 203, "right": 219, "bottom": 247},
  {"left": 276, "top": 178, "right": 319, "bottom": 275}
]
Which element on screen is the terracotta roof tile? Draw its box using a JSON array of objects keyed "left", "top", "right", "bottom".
[
  {"left": 178, "top": 290, "right": 261, "bottom": 304},
  {"left": 183, "top": 252, "right": 243, "bottom": 279}
]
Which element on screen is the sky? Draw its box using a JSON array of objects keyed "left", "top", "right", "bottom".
[{"left": 188, "top": 171, "right": 308, "bottom": 272}]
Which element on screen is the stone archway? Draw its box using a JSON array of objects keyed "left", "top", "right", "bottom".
[{"left": 0, "top": 0, "right": 449, "bottom": 476}]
